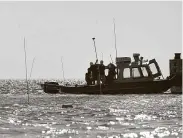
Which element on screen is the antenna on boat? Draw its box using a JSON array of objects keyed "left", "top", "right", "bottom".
[
  {"left": 110, "top": 54, "right": 114, "bottom": 64},
  {"left": 92, "top": 38, "right": 98, "bottom": 61},
  {"left": 113, "top": 18, "right": 118, "bottom": 76},
  {"left": 92, "top": 38, "right": 102, "bottom": 94},
  {"left": 61, "top": 56, "right": 65, "bottom": 85},
  {"left": 113, "top": 18, "right": 117, "bottom": 60},
  {"left": 23, "top": 37, "right": 29, "bottom": 104}
]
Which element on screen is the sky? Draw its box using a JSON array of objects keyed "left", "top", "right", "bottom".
[{"left": 0, "top": 1, "right": 182, "bottom": 79}]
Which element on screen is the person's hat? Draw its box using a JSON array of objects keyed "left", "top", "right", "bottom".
[
  {"left": 100, "top": 60, "right": 103, "bottom": 64},
  {"left": 90, "top": 62, "right": 93, "bottom": 65}
]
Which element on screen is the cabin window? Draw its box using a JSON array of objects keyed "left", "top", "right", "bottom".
[
  {"left": 149, "top": 63, "right": 158, "bottom": 74},
  {"left": 132, "top": 68, "right": 141, "bottom": 78},
  {"left": 123, "top": 68, "right": 130, "bottom": 78},
  {"left": 141, "top": 67, "right": 148, "bottom": 77}
]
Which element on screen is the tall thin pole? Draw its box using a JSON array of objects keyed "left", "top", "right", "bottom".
[
  {"left": 113, "top": 18, "right": 118, "bottom": 77},
  {"left": 110, "top": 54, "right": 114, "bottom": 64},
  {"left": 28, "top": 57, "right": 35, "bottom": 93},
  {"left": 61, "top": 56, "right": 65, "bottom": 84},
  {"left": 29, "top": 57, "right": 35, "bottom": 79},
  {"left": 92, "top": 38, "right": 98, "bottom": 61},
  {"left": 92, "top": 38, "right": 102, "bottom": 94},
  {"left": 23, "top": 37, "right": 29, "bottom": 104},
  {"left": 113, "top": 18, "right": 117, "bottom": 60}
]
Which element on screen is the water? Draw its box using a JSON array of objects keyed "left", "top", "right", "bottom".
[{"left": 0, "top": 80, "right": 182, "bottom": 138}]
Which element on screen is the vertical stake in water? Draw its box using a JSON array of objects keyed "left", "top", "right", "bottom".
[
  {"left": 92, "top": 38, "right": 102, "bottom": 94},
  {"left": 29, "top": 57, "right": 35, "bottom": 79},
  {"left": 28, "top": 57, "right": 35, "bottom": 93},
  {"left": 23, "top": 37, "right": 29, "bottom": 104}
]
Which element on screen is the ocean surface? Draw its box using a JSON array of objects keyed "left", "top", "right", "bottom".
[{"left": 0, "top": 79, "right": 182, "bottom": 138}]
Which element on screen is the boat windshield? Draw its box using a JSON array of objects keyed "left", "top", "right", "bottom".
[
  {"left": 123, "top": 68, "right": 130, "bottom": 78},
  {"left": 141, "top": 67, "right": 148, "bottom": 77},
  {"left": 149, "top": 63, "right": 158, "bottom": 75},
  {"left": 132, "top": 68, "right": 141, "bottom": 78}
]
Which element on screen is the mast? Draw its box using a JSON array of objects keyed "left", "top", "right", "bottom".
[
  {"left": 23, "top": 37, "right": 29, "bottom": 104},
  {"left": 113, "top": 18, "right": 118, "bottom": 77},
  {"left": 110, "top": 54, "right": 114, "bottom": 64},
  {"left": 113, "top": 18, "right": 117, "bottom": 60}
]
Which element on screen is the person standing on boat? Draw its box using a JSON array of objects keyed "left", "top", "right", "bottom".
[
  {"left": 97, "top": 60, "right": 106, "bottom": 84},
  {"left": 85, "top": 71, "right": 92, "bottom": 85},
  {"left": 88, "top": 61, "right": 98, "bottom": 85},
  {"left": 107, "top": 63, "right": 116, "bottom": 84}
]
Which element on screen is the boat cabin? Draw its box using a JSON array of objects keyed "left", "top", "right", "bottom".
[{"left": 115, "top": 53, "right": 162, "bottom": 82}]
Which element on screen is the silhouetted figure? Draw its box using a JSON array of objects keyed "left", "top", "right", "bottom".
[
  {"left": 140, "top": 57, "right": 143, "bottom": 65},
  {"left": 97, "top": 60, "right": 106, "bottom": 85},
  {"left": 106, "top": 63, "right": 116, "bottom": 84},
  {"left": 88, "top": 61, "right": 98, "bottom": 85},
  {"left": 85, "top": 72, "right": 92, "bottom": 85}
]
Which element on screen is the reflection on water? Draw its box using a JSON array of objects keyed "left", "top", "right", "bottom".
[
  {"left": 0, "top": 80, "right": 182, "bottom": 138},
  {"left": 0, "top": 93, "right": 182, "bottom": 138}
]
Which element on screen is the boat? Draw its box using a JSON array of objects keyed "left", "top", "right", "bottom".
[
  {"left": 40, "top": 81, "right": 60, "bottom": 94},
  {"left": 41, "top": 53, "right": 182, "bottom": 94}
]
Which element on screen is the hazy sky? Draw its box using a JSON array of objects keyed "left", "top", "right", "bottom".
[{"left": 0, "top": 1, "right": 182, "bottom": 79}]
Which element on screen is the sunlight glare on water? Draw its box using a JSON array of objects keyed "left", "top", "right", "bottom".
[{"left": 0, "top": 80, "right": 182, "bottom": 138}]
